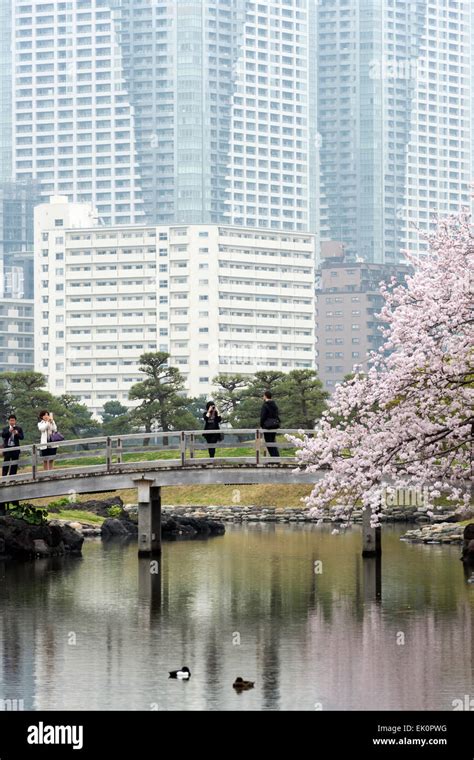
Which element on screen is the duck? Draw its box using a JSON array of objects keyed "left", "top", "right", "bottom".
[
  {"left": 233, "top": 677, "right": 254, "bottom": 690},
  {"left": 169, "top": 667, "right": 191, "bottom": 679}
]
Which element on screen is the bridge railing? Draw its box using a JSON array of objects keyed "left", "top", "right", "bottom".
[{"left": 0, "top": 428, "right": 313, "bottom": 484}]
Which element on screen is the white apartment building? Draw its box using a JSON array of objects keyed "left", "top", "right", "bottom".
[
  {"left": 35, "top": 198, "right": 315, "bottom": 414},
  {"left": 0, "top": 299, "right": 34, "bottom": 373}
]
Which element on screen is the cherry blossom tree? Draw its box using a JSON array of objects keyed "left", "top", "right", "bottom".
[{"left": 289, "top": 209, "right": 474, "bottom": 525}]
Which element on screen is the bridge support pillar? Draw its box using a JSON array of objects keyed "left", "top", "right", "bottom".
[
  {"left": 363, "top": 556, "right": 382, "bottom": 602},
  {"left": 137, "top": 480, "right": 161, "bottom": 557},
  {"left": 362, "top": 507, "right": 381, "bottom": 558}
]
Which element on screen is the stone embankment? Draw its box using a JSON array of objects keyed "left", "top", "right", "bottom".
[
  {"left": 0, "top": 516, "right": 83, "bottom": 559},
  {"left": 45, "top": 497, "right": 472, "bottom": 548}
]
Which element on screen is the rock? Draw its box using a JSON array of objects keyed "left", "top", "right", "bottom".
[
  {"left": 462, "top": 524, "right": 474, "bottom": 562},
  {"left": 101, "top": 518, "right": 137, "bottom": 537},
  {"left": 464, "top": 523, "right": 474, "bottom": 541},
  {"left": 401, "top": 521, "right": 464, "bottom": 545},
  {"left": 0, "top": 516, "right": 83, "bottom": 560},
  {"left": 161, "top": 515, "right": 196, "bottom": 539},
  {"left": 82, "top": 527, "right": 101, "bottom": 537},
  {"left": 432, "top": 513, "right": 457, "bottom": 523},
  {"left": 67, "top": 522, "right": 84, "bottom": 533},
  {"left": 56, "top": 523, "right": 85, "bottom": 554},
  {"left": 160, "top": 514, "right": 225, "bottom": 540},
  {"left": 56, "top": 496, "right": 124, "bottom": 518},
  {"left": 33, "top": 539, "right": 51, "bottom": 557}
]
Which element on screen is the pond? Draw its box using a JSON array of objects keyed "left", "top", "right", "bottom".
[{"left": 0, "top": 524, "right": 472, "bottom": 711}]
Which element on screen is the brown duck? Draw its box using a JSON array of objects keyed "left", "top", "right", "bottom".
[{"left": 233, "top": 677, "right": 255, "bottom": 690}]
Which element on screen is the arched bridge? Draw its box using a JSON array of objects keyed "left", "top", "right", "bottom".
[{"left": 1, "top": 429, "right": 328, "bottom": 557}]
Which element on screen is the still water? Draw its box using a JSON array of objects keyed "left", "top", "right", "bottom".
[{"left": 0, "top": 524, "right": 473, "bottom": 711}]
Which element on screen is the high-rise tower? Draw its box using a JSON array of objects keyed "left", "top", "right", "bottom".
[{"left": 317, "top": 0, "right": 472, "bottom": 262}]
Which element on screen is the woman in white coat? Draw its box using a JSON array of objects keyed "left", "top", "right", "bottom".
[{"left": 38, "top": 410, "right": 58, "bottom": 471}]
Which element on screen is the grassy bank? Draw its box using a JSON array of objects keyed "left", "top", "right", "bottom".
[
  {"left": 53, "top": 510, "right": 105, "bottom": 525},
  {"left": 28, "top": 483, "right": 313, "bottom": 510}
]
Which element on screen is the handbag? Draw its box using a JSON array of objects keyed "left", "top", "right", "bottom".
[
  {"left": 263, "top": 417, "right": 280, "bottom": 430},
  {"left": 50, "top": 431, "right": 65, "bottom": 442}
]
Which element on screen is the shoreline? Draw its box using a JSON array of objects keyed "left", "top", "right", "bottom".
[{"left": 48, "top": 501, "right": 468, "bottom": 545}]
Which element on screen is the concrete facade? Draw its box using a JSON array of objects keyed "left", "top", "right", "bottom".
[
  {"left": 316, "top": 242, "right": 410, "bottom": 390},
  {"left": 35, "top": 197, "right": 316, "bottom": 414},
  {"left": 0, "top": 298, "right": 34, "bottom": 373},
  {"left": 317, "top": 0, "right": 473, "bottom": 263},
  {"left": 13, "top": 0, "right": 145, "bottom": 225},
  {"left": 9, "top": 1, "right": 322, "bottom": 237}
]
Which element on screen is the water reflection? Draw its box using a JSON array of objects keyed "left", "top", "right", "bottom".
[
  {"left": 0, "top": 525, "right": 472, "bottom": 710},
  {"left": 138, "top": 555, "right": 161, "bottom": 622},
  {"left": 463, "top": 558, "right": 474, "bottom": 584},
  {"left": 363, "top": 556, "right": 382, "bottom": 603}
]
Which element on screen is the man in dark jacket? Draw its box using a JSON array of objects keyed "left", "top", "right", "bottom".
[
  {"left": 260, "top": 391, "right": 280, "bottom": 458},
  {"left": 2, "top": 414, "right": 24, "bottom": 477},
  {"left": 203, "top": 401, "right": 222, "bottom": 459}
]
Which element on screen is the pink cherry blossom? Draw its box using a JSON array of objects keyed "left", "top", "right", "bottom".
[{"left": 288, "top": 209, "right": 474, "bottom": 525}]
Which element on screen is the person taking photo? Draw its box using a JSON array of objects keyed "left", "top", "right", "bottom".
[
  {"left": 38, "top": 410, "right": 58, "bottom": 471},
  {"left": 2, "top": 414, "right": 24, "bottom": 478},
  {"left": 203, "top": 401, "right": 222, "bottom": 459}
]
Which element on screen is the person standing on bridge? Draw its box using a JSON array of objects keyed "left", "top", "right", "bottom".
[
  {"left": 2, "top": 414, "right": 24, "bottom": 479},
  {"left": 260, "top": 391, "right": 280, "bottom": 458},
  {"left": 1, "top": 413, "right": 23, "bottom": 510},
  {"left": 38, "top": 410, "right": 58, "bottom": 471},
  {"left": 203, "top": 401, "right": 222, "bottom": 459}
]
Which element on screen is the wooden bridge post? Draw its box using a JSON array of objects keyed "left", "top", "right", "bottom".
[
  {"left": 106, "top": 437, "right": 112, "bottom": 471},
  {"left": 362, "top": 506, "right": 381, "bottom": 558},
  {"left": 31, "top": 445, "right": 37, "bottom": 480},
  {"left": 255, "top": 428, "right": 261, "bottom": 465},
  {"left": 136, "top": 479, "right": 162, "bottom": 557}
]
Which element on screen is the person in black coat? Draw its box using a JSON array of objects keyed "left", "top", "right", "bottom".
[
  {"left": 260, "top": 391, "right": 280, "bottom": 457},
  {"left": 2, "top": 414, "right": 24, "bottom": 477},
  {"left": 203, "top": 401, "right": 222, "bottom": 459}
]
